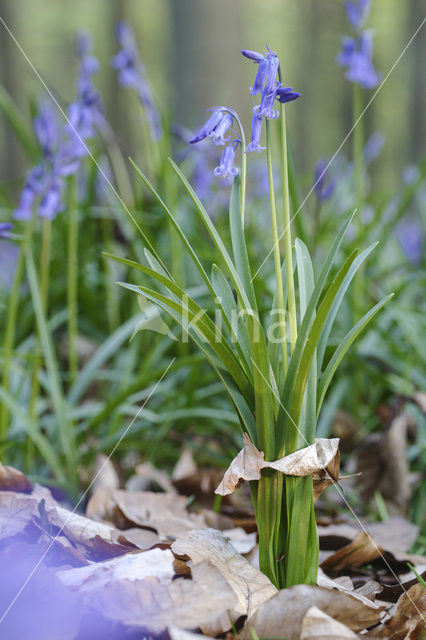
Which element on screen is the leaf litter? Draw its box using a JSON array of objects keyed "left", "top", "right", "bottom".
[{"left": 0, "top": 460, "right": 424, "bottom": 639}]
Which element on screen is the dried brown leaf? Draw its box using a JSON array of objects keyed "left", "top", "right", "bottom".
[
  {"left": 79, "top": 559, "right": 237, "bottom": 633},
  {"left": 58, "top": 547, "right": 175, "bottom": 591},
  {"left": 300, "top": 606, "right": 359, "bottom": 639},
  {"left": 0, "top": 463, "right": 32, "bottom": 492},
  {"left": 126, "top": 461, "right": 177, "bottom": 493},
  {"left": 110, "top": 490, "right": 206, "bottom": 538},
  {"left": 172, "top": 527, "right": 277, "bottom": 630},
  {"left": 45, "top": 505, "right": 137, "bottom": 557},
  {"left": 240, "top": 584, "right": 386, "bottom": 639},
  {"left": 366, "top": 583, "right": 426, "bottom": 639},
  {"left": 0, "top": 492, "right": 35, "bottom": 539},
  {"left": 216, "top": 434, "right": 340, "bottom": 495}
]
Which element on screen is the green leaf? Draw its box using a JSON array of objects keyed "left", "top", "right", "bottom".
[
  {"left": 229, "top": 177, "right": 257, "bottom": 310},
  {"left": 317, "top": 294, "right": 394, "bottom": 415},
  {"left": 168, "top": 158, "right": 251, "bottom": 310},
  {"left": 316, "top": 242, "right": 378, "bottom": 371},
  {"left": 0, "top": 85, "right": 38, "bottom": 160}
]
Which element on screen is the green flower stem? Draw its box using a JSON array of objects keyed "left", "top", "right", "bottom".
[
  {"left": 266, "top": 119, "right": 288, "bottom": 375},
  {"left": 0, "top": 215, "right": 36, "bottom": 442},
  {"left": 102, "top": 214, "right": 120, "bottom": 333},
  {"left": 279, "top": 102, "right": 298, "bottom": 354},
  {"left": 353, "top": 83, "right": 365, "bottom": 315},
  {"left": 67, "top": 177, "right": 79, "bottom": 386},
  {"left": 27, "top": 218, "right": 52, "bottom": 469}
]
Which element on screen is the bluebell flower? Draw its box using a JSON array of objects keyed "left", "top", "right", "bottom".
[
  {"left": 276, "top": 85, "right": 301, "bottom": 103},
  {"left": 38, "top": 177, "right": 64, "bottom": 219},
  {"left": 0, "top": 223, "right": 13, "bottom": 238},
  {"left": 214, "top": 139, "right": 240, "bottom": 179},
  {"left": 364, "top": 132, "right": 385, "bottom": 165},
  {"left": 246, "top": 114, "right": 266, "bottom": 153},
  {"left": 33, "top": 101, "right": 59, "bottom": 157},
  {"left": 337, "top": 31, "right": 379, "bottom": 89},
  {"left": 190, "top": 109, "right": 236, "bottom": 145},
  {"left": 397, "top": 219, "right": 423, "bottom": 265},
  {"left": 112, "top": 20, "right": 162, "bottom": 140},
  {"left": 313, "top": 158, "right": 336, "bottom": 204},
  {"left": 345, "top": 0, "right": 371, "bottom": 30}
]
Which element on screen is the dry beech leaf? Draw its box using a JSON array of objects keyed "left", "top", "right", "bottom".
[
  {"left": 0, "top": 492, "right": 35, "bottom": 539},
  {"left": 110, "top": 490, "right": 206, "bottom": 538},
  {"left": 240, "top": 584, "right": 386, "bottom": 640},
  {"left": 81, "top": 559, "right": 236, "bottom": 633},
  {"left": 126, "top": 462, "right": 177, "bottom": 493},
  {"left": 215, "top": 433, "right": 339, "bottom": 496},
  {"left": 222, "top": 527, "right": 257, "bottom": 554},
  {"left": 317, "top": 569, "right": 384, "bottom": 609},
  {"left": 168, "top": 626, "right": 207, "bottom": 640},
  {"left": 45, "top": 505, "right": 137, "bottom": 556},
  {"left": 321, "top": 531, "right": 383, "bottom": 572},
  {"left": 300, "top": 605, "right": 359, "bottom": 639},
  {"left": 172, "top": 449, "right": 198, "bottom": 481},
  {"left": 0, "top": 463, "right": 32, "bottom": 493},
  {"left": 366, "top": 583, "right": 426, "bottom": 639},
  {"left": 58, "top": 547, "right": 175, "bottom": 591},
  {"left": 172, "top": 527, "right": 277, "bottom": 632},
  {"left": 91, "top": 454, "right": 120, "bottom": 493}
]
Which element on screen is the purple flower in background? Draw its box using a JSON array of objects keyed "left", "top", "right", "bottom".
[
  {"left": 345, "top": 0, "right": 371, "bottom": 30},
  {"left": 67, "top": 31, "right": 105, "bottom": 153},
  {"left": 364, "top": 131, "right": 385, "bottom": 164},
  {"left": 313, "top": 158, "right": 336, "bottom": 204},
  {"left": 33, "top": 101, "right": 59, "bottom": 157},
  {"left": 396, "top": 219, "right": 423, "bottom": 265},
  {"left": 112, "top": 20, "right": 162, "bottom": 140},
  {"left": 0, "top": 222, "right": 13, "bottom": 237},
  {"left": 214, "top": 139, "right": 240, "bottom": 179},
  {"left": 246, "top": 113, "right": 266, "bottom": 153},
  {"left": 337, "top": 31, "right": 379, "bottom": 89}
]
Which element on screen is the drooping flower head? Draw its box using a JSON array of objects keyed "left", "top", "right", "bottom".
[
  {"left": 214, "top": 139, "right": 240, "bottom": 179},
  {"left": 111, "top": 20, "right": 162, "bottom": 140},
  {"left": 241, "top": 47, "right": 300, "bottom": 153},
  {"left": 396, "top": 219, "right": 423, "bottom": 265},
  {"left": 337, "top": 30, "right": 379, "bottom": 89},
  {"left": 344, "top": 0, "right": 372, "bottom": 30},
  {"left": 190, "top": 108, "right": 235, "bottom": 145}
]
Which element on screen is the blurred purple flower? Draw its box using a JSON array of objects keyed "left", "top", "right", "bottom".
[
  {"left": 0, "top": 222, "right": 13, "bottom": 237},
  {"left": 214, "top": 139, "right": 240, "bottom": 179},
  {"left": 396, "top": 219, "right": 423, "bottom": 265},
  {"left": 345, "top": 0, "right": 371, "bottom": 30},
  {"left": 111, "top": 20, "right": 162, "bottom": 140},
  {"left": 33, "top": 101, "right": 60, "bottom": 157},
  {"left": 337, "top": 31, "right": 379, "bottom": 89},
  {"left": 313, "top": 158, "right": 336, "bottom": 204},
  {"left": 364, "top": 131, "right": 385, "bottom": 164}
]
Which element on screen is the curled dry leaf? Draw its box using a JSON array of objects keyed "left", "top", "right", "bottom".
[
  {"left": 126, "top": 461, "right": 177, "bottom": 493},
  {"left": 366, "top": 583, "right": 426, "bottom": 639},
  {"left": 110, "top": 490, "right": 206, "bottom": 538},
  {"left": 0, "top": 492, "right": 36, "bottom": 539},
  {"left": 317, "top": 569, "right": 384, "bottom": 609},
  {"left": 58, "top": 547, "right": 175, "bottom": 591},
  {"left": 45, "top": 506, "right": 138, "bottom": 557},
  {"left": 240, "top": 584, "right": 386, "bottom": 640},
  {"left": 300, "top": 606, "right": 359, "bottom": 639},
  {"left": 91, "top": 454, "right": 120, "bottom": 493},
  {"left": 0, "top": 463, "right": 32, "bottom": 493},
  {"left": 222, "top": 526, "right": 257, "bottom": 555},
  {"left": 172, "top": 527, "right": 277, "bottom": 633},
  {"left": 215, "top": 433, "right": 339, "bottom": 497}
]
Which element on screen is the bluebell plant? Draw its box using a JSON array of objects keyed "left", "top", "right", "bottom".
[
  {"left": 113, "top": 41, "right": 392, "bottom": 590},
  {"left": 112, "top": 20, "right": 162, "bottom": 141}
]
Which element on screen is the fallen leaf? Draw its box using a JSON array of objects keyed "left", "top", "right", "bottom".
[
  {"left": 172, "top": 449, "right": 198, "bottom": 481},
  {"left": 45, "top": 505, "right": 138, "bottom": 558},
  {"left": 321, "top": 531, "right": 383, "bottom": 572},
  {"left": 215, "top": 433, "right": 339, "bottom": 496},
  {"left": 91, "top": 453, "right": 120, "bottom": 493},
  {"left": 0, "top": 492, "right": 35, "bottom": 539},
  {"left": 126, "top": 461, "right": 177, "bottom": 493},
  {"left": 300, "top": 605, "right": 359, "bottom": 639},
  {"left": 111, "top": 490, "right": 206, "bottom": 538},
  {"left": 222, "top": 526, "right": 257, "bottom": 554},
  {"left": 58, "top": 547, "right": 175, "bottom": 591},
  {"left": 0, "top": 463, "right": 32, "bottom": 492},
  {"left": 172, "top": 527, "right": 277, "bottom": 632},
  {"left": 168, "top": 626, "right": 207, "bottom": 640},
  {"left": 240, "top": 584, "right": 386, "bottom": 639},
  {"left": 317, "top": 569, "right": 384, "bottom": 608},
  {"left": 366, "top": 583, "right": 426, "bottom": 639},
  {"left": 81, "top": 559, "right": 237, "bottom": 633}
]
